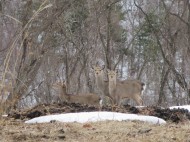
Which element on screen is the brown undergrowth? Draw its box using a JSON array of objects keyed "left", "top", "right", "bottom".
[{"left": 1, "top": 102, "right": 190, "bottom": 142}]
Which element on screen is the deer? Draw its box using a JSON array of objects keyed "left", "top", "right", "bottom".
[
  {"left": 92, "top": 63, "right": 135, "bottom": 106},
  {"left": 52, "top": 82, "right": 101, "bottom": 106},
  {"left": 107, "top": 69, "right": 144, "bottom": 106},
  {"left": 92, "top": 64, "right": 113, "bottom": 106}
]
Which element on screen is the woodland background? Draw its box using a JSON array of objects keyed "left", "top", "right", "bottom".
[{"left": 0, "top": 0, "right": 190, "bottom": 110}]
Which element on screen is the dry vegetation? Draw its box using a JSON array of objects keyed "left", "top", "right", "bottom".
[
  {"left": 0, "top": 102, "right": 189, "bottom": 142},
  {"left": 1, "top": 117, "right": 190, "bottom": 142}
]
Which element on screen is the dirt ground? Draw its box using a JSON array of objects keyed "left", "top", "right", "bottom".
[
  {"left": 1, "top": 118, "right": 190, "bottom": 142},
  {"left": 1, "top": 102, "right": 190, "bottom": 142}
]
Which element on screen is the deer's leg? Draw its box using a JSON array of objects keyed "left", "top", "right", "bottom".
[
  {"left": 115, "top": 95, "right": 121, "bottom": 106},
  {"left": 134, "top": 95, "right": 143, "bottom": 106},
  {"left": 100, "top": 95, "right": 106, "bottom": 106}
]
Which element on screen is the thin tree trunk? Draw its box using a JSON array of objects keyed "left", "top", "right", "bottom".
[{"left": 157, "top": 66, "right": 170, "bottom": 106}]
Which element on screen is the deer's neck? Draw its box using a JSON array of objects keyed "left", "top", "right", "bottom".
[
  {"left": 60, "top": 87, "right": 70, "bottom": 100},
  {"left": 96, "top": 73, "right": 104, "bottom": 87},
  {"left": 108, "top": 78, "right": 116, "bottom": 95}
]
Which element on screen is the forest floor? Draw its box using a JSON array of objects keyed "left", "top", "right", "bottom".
[{"left": 1, "top": 102, "right": 190, "bottom": 142}]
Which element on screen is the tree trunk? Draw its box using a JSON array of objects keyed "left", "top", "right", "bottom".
[{"left": 157, "top": 66, "right": 170, "bottom": 106}]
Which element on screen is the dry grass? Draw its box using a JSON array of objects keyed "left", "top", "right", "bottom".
[{"left": 0, "top": 117, "right": 190, "bottom": 142}]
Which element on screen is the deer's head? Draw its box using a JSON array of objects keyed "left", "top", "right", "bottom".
[
  {"left": 107, "top": 69, "right": 117, "bottom": 81},
  {"left": 92, "top": 62, "right": 105, "bottom": 76}
]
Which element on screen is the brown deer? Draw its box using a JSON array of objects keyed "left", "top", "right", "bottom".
[
  {"left": 92, "top": 64, "right": 134, "bottom": 106},
  {"left": 52, "top": 82, "right": 101, "bottom": 106},
  {"left": 107, "top": 70, "right": 144, "bottom": 106},
  {"left": 92, "top": 64, "right": 112, "bottom": 106}
]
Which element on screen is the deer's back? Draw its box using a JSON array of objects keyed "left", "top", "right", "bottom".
[
  {"left": 114, "top": 82, "right": 141, "bottom": 97},
  {"left": 119, "top": 79, "right": 143, "bottom": 92},
  {"left": 69, "top": 93, "right": 100, "bottom": 105}
]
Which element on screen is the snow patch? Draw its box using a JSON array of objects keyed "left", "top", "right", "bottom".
[
  {"left": 169, "top": 105, "right": 190, "bottom": 112},
  {"left": 25, "top": 111, "right": 166, "bottom": 124}
]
